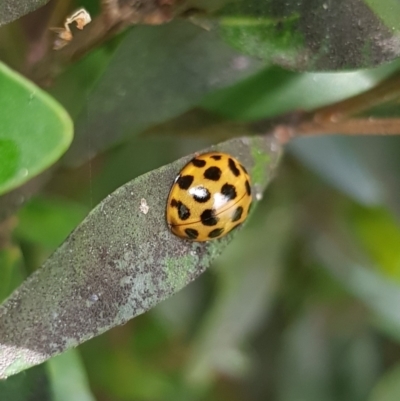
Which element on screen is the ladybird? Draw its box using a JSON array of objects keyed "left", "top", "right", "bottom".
[{"left": 166, "top": 152, "right": 252, "bottom": 241}]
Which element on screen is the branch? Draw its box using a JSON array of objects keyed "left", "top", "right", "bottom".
[
  {"left": 251, "top": 71, "right": 400, "bottom": 143},
  {"left": 304, "top": 71, "right": 400, "bottom": 123}
]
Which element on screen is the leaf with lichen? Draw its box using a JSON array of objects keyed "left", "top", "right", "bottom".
[
  {"left": 0, "top": 134, "right": 281, "bottom": 379},
  {"left": 0, "top": 0, "right": 49, "bottom": 27}
]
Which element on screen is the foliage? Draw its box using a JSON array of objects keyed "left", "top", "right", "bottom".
[{"left": 1, "top": 0, "right": 400, "bottom": 400}]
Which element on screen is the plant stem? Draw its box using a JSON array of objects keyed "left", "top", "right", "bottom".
[
  {"left": 269, "top": 116, "right": 400, "bottom": 145},
  {"left": 304, "top": 71, "right": 400, "bottom": 123},
  {"left": 297, "top": 118, "right": 400, "bottom": 136},
  {"left": 253, "top": 71, "right": 400, "bottom": 143}
]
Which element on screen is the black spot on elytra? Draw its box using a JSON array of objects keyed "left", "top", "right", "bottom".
[
  {"left": 221, "top": 183, "right": 237, "bottom": 200},
  {"left": 204, "top": 166, "right": 222, "bottom": 181},
  {"left": 177, "top": 175, "right": 194, "bottom": 190},
  {"left": 240, "top": 164, "right": 248, "bottom": 174},
  {"left": 232, "top": 206, "right": 243, "bottom": 222},
  {"left": 171, "top": 199, "right": 190, "bottom": 220},
  {"left": 228, "top": 158, "right": 240, "bottom": 177},
  {"left": 178, "top": 203, "right": 190, "bottom": 220},
  {"left": 201, "top": 209, "right": 218, "bottom": 226},
  {"left": 192, "top": 158, "right": 206, "bottom": 168},
  {"left": 193, "top": 186, "right": 211, "bottom": 203},
  {"left": 245, "top": 180, "right": 251, "bottom": 196},
  {"left": 208, "top": 227, "right": 224, "bottom": 238},
  {"left": 211, "top": 155, "right": 222, "bottom": 160},
  {"left": 185, "top": 228, "right": 199, "bottom": 239}
]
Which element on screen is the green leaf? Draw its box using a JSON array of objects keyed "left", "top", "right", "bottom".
[
  {"left": 186, "top": 202, "right": 293, "bottom": 384},
  {"left": 340, "top": 137, "right": 400, "bottom": 218},
  {"left": 218, "top": 0, "right": 400, "bottom": 70},
  {"left": 0, "top": 0, "right": 49, "bottom": 27},
  {"left": 0, "top": 135, "right": 281, "bottom": 378},
  {"left": 277, "top": 311, "right": 334, "bottom": 401},
  {"left": 369, "top": 364, "right": 400, "bottom": 401},
  {"left": 365, "top": 0, "right": 400, "bottom": 31},
  {"left": 349, "top": 206, "right": 400, "bottom": 283},
  {"left": 61, "top": 21, "right": 266, "bottom": 166},
  {"left": 0, "top": 62, "right": 73, "bottom": 196},
  {"left": 0, "top": 246, "right": 25, "bottom": 303},
  {"left": 311, "top": 223, "right": 400, "bottom": 334},
  {"left": 202, "top": 59, "right": 400, "bottom": 121},
  {"left": 289, "top": 136, "right": 384, "bottom": 206},
  {"left": 0, "top": 171, "right": 51, "bottom": 223},
  {"left": 220, "top": 14, "right": 304, "bottom": 68},
  {"left": 50, "top": 45, "right": 115, "bottom": 122},
  {"left": 0, "top": 365, "right": 52, "bottom": 401},
  {"left": 80, "top": 331, "right": 174, "bottom": 401},
  {"left": 15, "top": 196, "right": 88, "bottom": 250},
  {"left": 277, "top": 311, "right": 379, "bottom": 401},
  {"left": 47, "top": 350, "right": 95, "bottom": 401}
]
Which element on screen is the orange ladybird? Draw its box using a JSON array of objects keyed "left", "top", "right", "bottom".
[{"left": 166, "top": 152, "right": 252, "bottom": 241}]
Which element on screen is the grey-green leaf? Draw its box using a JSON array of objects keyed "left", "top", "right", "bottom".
[
  {"left": 63, "top": 21, "right": 265, "bottom": 166},
  {"left": 0, "top": 0, "right": 49, "bottom": 27},
  {"left": 0, "top": 135, "right": 281, "bottom": 379},
  {"left": 218, "top": 0, "right": 400, "bottom": 71}
]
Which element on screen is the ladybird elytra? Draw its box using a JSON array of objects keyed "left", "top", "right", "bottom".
[{"left": 166, "top": 152, "right": 252, "bottom": 241}]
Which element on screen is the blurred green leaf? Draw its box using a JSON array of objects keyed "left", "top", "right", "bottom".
[
  {"left": 50, "top": 45, "right": 116, "bottom": 122},
  {"left": 47, "top": 350, "right": 95, "bottom": 401},
  {"left": 0, "top": 0, "right": 49, "bottom": 27},
  {"left": 369, "top": 364, "right": 400, "bottom": 401},
  {"left": 0, "top": 62, "right": 73, "bottom": 196},
  {"left": 0, "top": 171, "right": 51, "bottom": 223},
  {"left": 311, "top": 224, "right": 400, "bottom": 333},
  {"left": 15, "top": 196, "right": 88, "bottom": 250},
  {"left": 0, "top": 365, "right": 52, "bottom": 401},
  {"left": 202, "top": 60, "right": 400, "bottom": 121},
  {"left": 277, "top": 310, "right": 379, "bottom": 401},
  {"left": 82, "top": 335, "right": 174, "bottom": 401},
  {"left": 365, "top": 0, "right": 400, "bottom": 30},
  {"left": 85, "top": 136, "right": 180, "bottom": 206},
  {"left": 186, "top": 204, "right": 293, "bottom": 384},
  {"left": 0, "top": 246, "right": 25, "bottom": 303},
  {"left": 0, "top": 135, "right": 281, "bottom": 378},
  {"left": 277, "top": 310, "right": 336, "bottom": 401},
  {"left": 339, "top": 137, "right": 400, "bottom": 219},
  {"left": 349, "top": 206, "right": 400, "bottom": 283},
  {"left": 289, "top": 136, "right": 384, "bottom": 206},
  {"left": 63, "top": 21, "right": 265, "bottom": 166}
]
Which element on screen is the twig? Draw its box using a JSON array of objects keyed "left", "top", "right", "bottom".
[
  {"left": 304, "top": 71, "right": 400, "bottom": 123},
  {"left": 29, "top": 0, "right": 181, "bottom": 85},
  {"left": 252, "top": 70, "right": 400, "bottom": 143},
  {"left": 297, "top": 118, "right": 400, "bottom": 136},
  {"left": 270, "top": 115, "right": 400, "bottom": 145}
]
